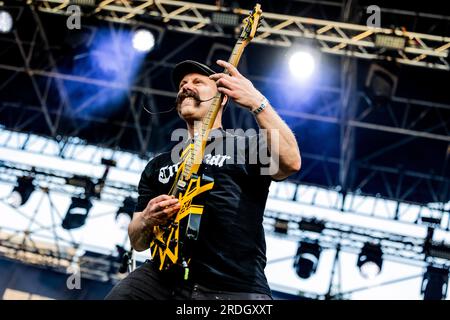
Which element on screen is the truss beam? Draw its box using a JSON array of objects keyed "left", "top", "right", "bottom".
[{"left": 27, "top": 0, "right": 450, "bottom": 70}]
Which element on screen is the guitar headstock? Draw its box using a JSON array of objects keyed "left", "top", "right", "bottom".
[{"left": 239, "top": 4, "right": 262, "bottom": 44}]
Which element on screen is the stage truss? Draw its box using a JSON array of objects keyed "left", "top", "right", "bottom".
[
  {"left": 0, "top": 1, "right": 449, "bottom": 299},
  {"left": 31, "top": 0, "right": 450, "bottom": 70}
]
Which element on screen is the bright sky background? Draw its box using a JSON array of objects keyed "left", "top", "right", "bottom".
[{"left": 0, "top": 128, "right": 449, "bottom": 300}]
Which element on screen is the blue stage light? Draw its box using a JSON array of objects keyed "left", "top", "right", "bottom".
[
  {"left": 289, "top": 51, "right": 316, "bottom": 80},
  {"left": 132, "top": 29, "right": 155, "bottom": 53}
]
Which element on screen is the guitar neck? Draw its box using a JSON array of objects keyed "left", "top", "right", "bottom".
[
  {"left": 201, "top": 39, "right": 247, "bottom": 133},
  {"left": 180, "top": 40, "right": 248, "bottom": 181},
  {"left": 179, "top": 3, "right": 261, "bottom": 181}
]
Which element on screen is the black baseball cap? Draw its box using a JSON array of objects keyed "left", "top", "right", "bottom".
[{"left": 172, "top": 60, "right": 216, "bottom": 90}]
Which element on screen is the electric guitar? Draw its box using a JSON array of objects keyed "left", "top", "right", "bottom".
[{"left": 149, "top": 4, "right": 263, "bottom": 279}]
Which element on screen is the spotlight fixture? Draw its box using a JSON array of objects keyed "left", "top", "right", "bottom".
[
  {"left": 62, "top": 197, "right": 93, "bottom": 230},
  {"left": 421, "top": 266, "right": 449, "bottom": 300},
  {"left": 357, "top": 242, "right": 383, "bottom": 279},
  {"left": 115, "top": 196, "right": 137, "bottom": 229},
  {"left": 206, "top": 42, "right": 233, "bottom": 69},
  {"left": 95, "top": 158, "right": 117, "bottom": 198},
  {"left": 427, "top": 242, "right": 450, "bottom": 261},
  {"left": 101, "top": 158, "right": 117, "bottom": 167},
  {"left": 289, "top": 51, "right": 316, "bottom": 81},
  {"left": 72, "top": 0, "right": 96, "bottom": 6},
  {"left": 210, "top": 1, "right": 240, "bottom": 35},
  {"left": 211, "top": 11, "right": 240, "bottom": 27},
  {"left": 66, "top": 175, "right": 97, "bottom": 197},
  {"left": 365, "top": 63, "right": 398, "bottom": 107},
  {"left": 116, "top": 245, "right": 132, "bottom": 274},
  {"left": 8, "top": 176, "right": 35, "bottom": 207},
  {"left": 421, "top": 216, "right": 442, "bottom": 226},
  {"left": 0, "top": 10, "right": 13, "bottom": 33},
  {"left": 374, "top": 33, "right": 406, "bottom": 50},
  {"left": 293, "top": 240, "right": 321, "bottom": 279},
  {"left": 69, "top": 0, "right": 96, "bottom": 14},
  {"left": 274, "top": 218, "right": 289, "bottom": 234},
  {"left": 116, "top": 196, "right": 136, "bottom": 220},
  {"left": 132, "top": 29, "right": 155, "bottom": 53},
  {"left": 299, "top": 218, "right": 325, "bottom": 233}
]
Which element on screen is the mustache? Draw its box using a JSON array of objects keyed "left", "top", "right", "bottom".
[{"left": 176, "top": 90, "right": 200, "bottom": 106}]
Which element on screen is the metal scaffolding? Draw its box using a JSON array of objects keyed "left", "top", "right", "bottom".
[
  {"left": 30, "top": 0, "right": 450, "bottom": 70},
  {"left": 1, "top": 128, "right": 449, "bottom": 233},
  {"left": 1, "top": 128, "right": 450, "bottom": 299},
  {"left": 0, "top": 1, "right": 449, "bottom": 299}
]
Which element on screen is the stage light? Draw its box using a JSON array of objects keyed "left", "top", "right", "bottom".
[
  {"left": 116, "top": 245, "right": 132, "bottom": 273},
  {"left": 132, "top": 29, "right": 155, "bottom": 53},
  {"left": 421, "top": 216, "right": 442, "bottom": 226},
  {"left": 115, "top": 196, "right": 137, "bottom": 229},
  {"left": 72, "top": 0, "right": 95, "bottom": 5},
  {"left": 7, "top": 176, "right": 35, "bottom": 207},
  {"left": 289, "top": 51, "right": 316, "bottom": 80},
  {"left": 365, "top": 63, "right": 398, "bottom": 107},
  {"left": 375, "top": 34, "right": 406, "bottom": 50},
  {"left": 211, "top": 12, "right": 240, "bottom": 27},
  {"left": 293, "top": 240, "right": 321, "bottom": 279},
  {"left": 66, "top": 175, "right": 97, "bottom": 197},
  {"left": 206, "top": 42, "right": 233, "bottom": 68},
  {"left": 427, "top": 243, "right": 450, "bottom": 260},
  {"left": 421, "top": 266, "right": 449, "bottom": 300},
  {"left": 299, "top": 218, "right": 325, "bottom": 233},
  {"left": 0, "top": 11, "right": 13, "bottom": 33},
  {"left": 357, "top": 242, "right": 383, "bottom": 279},
  {"left": 62, "top": 197, "right": 93, "bottom": 230},
  {"left": 274, "top": 218, "right": 289, "bottom": 234}
]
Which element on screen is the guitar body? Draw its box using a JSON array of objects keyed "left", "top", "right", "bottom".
[
  {"left": 150, "top": 168, "right": 214, "bottom": 274},
  {"left": 148, "top": 4, "right": 263, "bottom": 279}
]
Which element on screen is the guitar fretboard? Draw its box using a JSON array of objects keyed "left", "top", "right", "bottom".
[{"left": 179, "top": 16, "right": 258, "bottom": 180}]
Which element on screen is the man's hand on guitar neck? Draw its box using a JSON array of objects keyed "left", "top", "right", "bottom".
[
  {"left": 209, "top": 59, "right": 301, "bottom": 181},
  {"left": 209, "top": 60, "right": 265, "bottom": 111},
  {"left": 128, "top": 195, "right": 180, "bottom": 252}
]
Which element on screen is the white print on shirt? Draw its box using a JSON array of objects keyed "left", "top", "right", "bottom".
[
  {"left": 204, "top": 154, "right": 231, "bottom": 167},
  {"left": 158, "top": 162, "right": 180, "bottom": 184},
  {"left": 157, "top": 154, "right": 231, "bottom": 184},
  {"left": 170, "top": 127, "right": 280, "bottom": 176}
]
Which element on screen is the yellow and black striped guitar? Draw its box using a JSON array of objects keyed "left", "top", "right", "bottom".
[{"left": 150, "top": 4, "right": 263, "bottom": 279}]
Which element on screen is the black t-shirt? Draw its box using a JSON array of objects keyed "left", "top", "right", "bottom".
[{"left": 135, "top": 128, "right": 273, "bottom": 295}]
